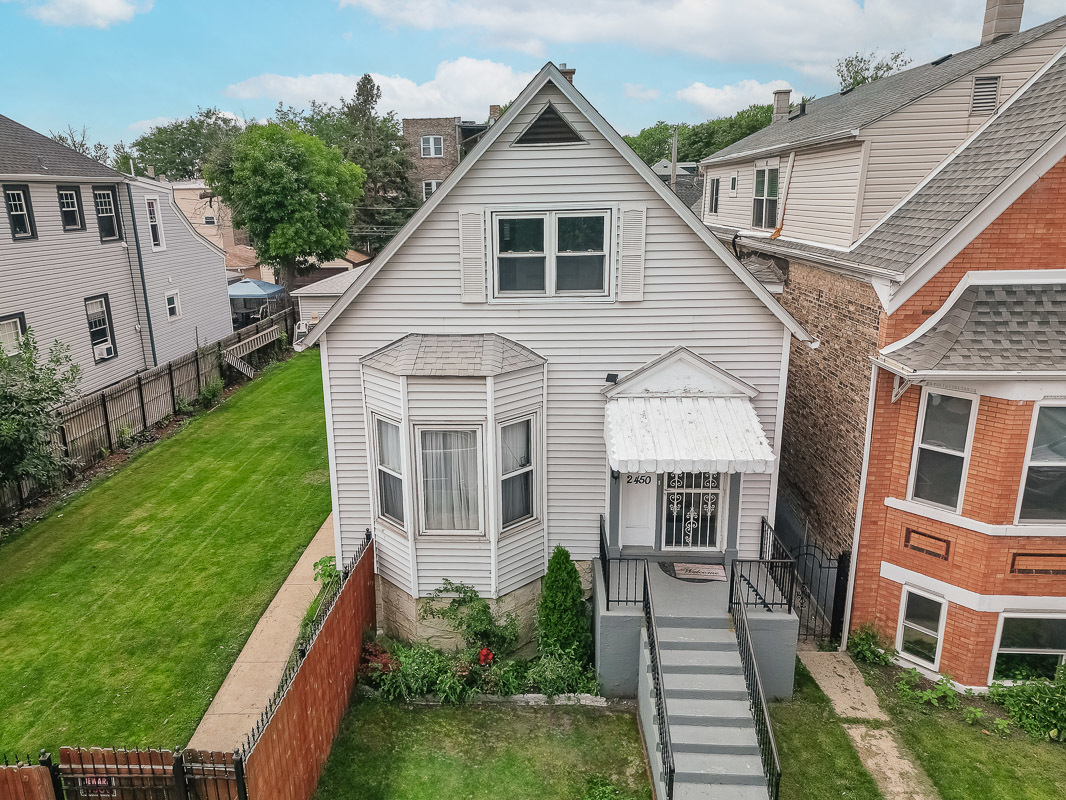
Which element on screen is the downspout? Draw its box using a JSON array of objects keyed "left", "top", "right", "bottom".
[
  {"left": 125, "top": 181, "right": 157, "bottom": 366},
  {"left": 770, "top": 151, "right": 796, "bottom": 240}
]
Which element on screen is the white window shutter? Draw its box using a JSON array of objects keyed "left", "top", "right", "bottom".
[
  {"left": 458, "top": 208, "right": 487, "bottom": 303},
  {"left": 618, "top": 204, "right": 647, "bottom": 301}
]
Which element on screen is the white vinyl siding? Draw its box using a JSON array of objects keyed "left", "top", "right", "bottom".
[
  {"left": 296, "top": 296, "right": 337, "bottom": 325},
  {"left": 780, "top": 143, "right": 864, "bottom": 247}
]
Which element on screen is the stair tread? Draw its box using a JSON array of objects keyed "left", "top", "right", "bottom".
[
  {"left": 667, "top": 697, "right": 752, "bottom": 718},
  {"left": 674, "top": 751, "right": 766, "bottom": 776},
  {"left": 675, "top": 781, "right": 770, "bottom": 800},
  {"left": 664, "top": 673, "right": 748, "bottom": 693},
  {"left": 671, "top": 724, "right": 760, "bottom": 748},
  {"left": 660, "top": 649, "right": 743, "bottom": 668},
  {"left": 657, "top": 626, "right": 735, "bottom": 642}
]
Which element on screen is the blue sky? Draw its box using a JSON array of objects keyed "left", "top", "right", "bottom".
[{"left": 1, "top": 0, "right": 1060, "bottom": 148}]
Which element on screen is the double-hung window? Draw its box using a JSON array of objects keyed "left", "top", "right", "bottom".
[
  {"left": 495, "top": 210, "right": 610, "bottom": 298},
  {"left": 707, "top": 177, "right": 720, "bottom": 215},
  {"left": 500, "top": 418, "right": 534, "bottom": 529},
  {"left": 57, "top": 186, "right": 84, "bottom": 231},
  {"left": 85, "top": 295, "right": 116, "bottom": 362},
  {"left": 420, "top": 428, "right": 480, "bottom": 533},
  {"left": 897, "top": 587, "right": 945, "bottom": 667},
  {"left": 729, "top": 171, "right": 738, "bottom": 197},
  {"left": 993, "top": 615, "right": 1066, "bottom": 681},
  {"left": 4, "top": 185, "right": 36, "bottom": 239},
  {"left": 0, "top": 313, "right": 26, "bottom": 356},
  {"left": 422, "top": 180, "right": 441, "bottom": 201},
  {"left": 375, "top": 418, "right": 405, "bottom": 525},
  {"left": 421, "top": 135, "right": 444, "bottom": 157},
  {"left": 165, "top": 291, "right": 181, "bottom": 320},
  {"left": 752, "top": 166, "right": 779, "bottom": 229},
  {"left": 910, "top": 389, "right": 974, "bottom": 511},
  {"left": 1018, "top": 406, "right": 1066, "bottom": 522},
  {"left": 93, "top": 186, "right": 122, "bottom": 241},
  {"left": 145, "top": 197, "right": 165, "bottom": 250}
]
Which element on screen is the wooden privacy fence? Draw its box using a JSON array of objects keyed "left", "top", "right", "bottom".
[
  {"left": 1, "top": 309, "right": 295, "bottom": 518},
  {"left": 0, "top": 754, "right": 61, "bottom": 800}
]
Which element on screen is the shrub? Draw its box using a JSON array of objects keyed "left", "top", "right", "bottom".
[
  {"left": 480, "top": 658, "right": 530, "bottom": 696},
  {"left": 174, "top": 394, "right": 193, "bottom": 414},
  {"left": 989, "top": 667, "right": 1066, "bottom": 741},
  {"left": 117, "top": 425, "right": 135, "bottom": 449},
  {"left": 198, "top": 377, "right": 224, "bottom": 408},
  {"left": 420, "top": 579, "right": 519, "bottom": 655},
  {"left": 374, "top": 642, "right": 452, "bottom": 701},
  {"left": 538, "top": 546, "right": 592, "bottom": 664},
  {"left": 848, "top": 624, "right": 894, "bottom": 665},
  {"left": 526, "top": 644, "right": 600, "bottom": 697}
]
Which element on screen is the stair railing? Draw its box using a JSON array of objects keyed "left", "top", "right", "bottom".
[
  {"left": 642, "top": 560, "right": 675, "bottom": 799},
  {"left": 599, "top": 514, "right": 643, "bottom": 610}
]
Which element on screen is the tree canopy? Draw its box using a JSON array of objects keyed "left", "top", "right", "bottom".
[
  {"left": 129, "top": 108, "right": 244, "bottom": 180},
  {"left": 836, "top": 50, "right": 912, "bottom": 91},
  {"left": 48, "top": 126, "right": 110, "bottom": 165},
  {"left": 203, "top": 122, "right": 365, "bottom": 291},
  {"left": 623, "top": 103, "right": 774, "bottom": 165}
]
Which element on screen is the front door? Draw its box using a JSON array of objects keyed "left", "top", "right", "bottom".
[{"left": 618, "top": 473, "right": 656, "bottom": 547}]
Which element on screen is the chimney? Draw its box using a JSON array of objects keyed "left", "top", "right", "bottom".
[
  {"left": 557, "top": 63, "right": 576, "bottom": 84},
  {"left": 982, "top": 0, "right": 1023, "bottom": 45},
  {"left": 488, "top": 104, "right": 502, "bottom": 121},
  {"left": 772, "top": 89, "right": 792, "bottom": 123},
  {"left": 146, "top": 165, "right": 156, "bottom": 178}
]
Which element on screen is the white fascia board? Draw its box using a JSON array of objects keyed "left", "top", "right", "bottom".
[{"left": 698, "top": 130, "right": 857, "bottom": 167}]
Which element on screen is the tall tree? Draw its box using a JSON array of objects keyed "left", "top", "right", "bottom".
[
  {"left": 836, "top": 50, "right": 911, "bottom": 91},
  {"left": 623, "top": 103, "right": 774, "bottom": 166},
  {"left": 111, "top": 141, "right": 148, "bottom": 176},
  {"left": 130, "top": 108, "right": 244, "bottom": 180},
  {"left": 203, "top": 122, "right": 365, "bottom": 291},
  {"left": 48, "top": 125, "right": 110, "bottom": 164}
]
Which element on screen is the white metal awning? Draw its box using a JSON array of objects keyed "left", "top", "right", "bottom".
[{"left": 603, "top": 395, "right": 775, "bottom": 474}]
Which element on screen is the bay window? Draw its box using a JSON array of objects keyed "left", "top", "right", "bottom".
[
  {"left": 420, "top": 428, "right": 480, "bottom": 532},
  {"left": 910, "top": 390, "right": 974, "bottom": 511},
  {"left": 494, "top": 210, "right": 610, "bottom": 298},
  {"left": 375, "top": 418, "right": 404, "bottom": 525},
  {"left": 897, "top": 588, "right": 945, "bottom": 667},
  {"left": 993, "top": 615, "right": 1066, "bottom": 681},
  {"left": 1019, "top": 406, "right": 1066, "bottom": 522},
  {"left": 500, "top": 418, "right": 534, "bottom": 529}
]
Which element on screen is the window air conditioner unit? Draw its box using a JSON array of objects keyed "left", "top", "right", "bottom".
[{"left": 94, "top": 343, "right": 114, "bottom": 360}]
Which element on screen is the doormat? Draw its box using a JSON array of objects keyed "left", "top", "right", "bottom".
[{"left": 668, "top": 563, "right": 726, "bottom": 582}]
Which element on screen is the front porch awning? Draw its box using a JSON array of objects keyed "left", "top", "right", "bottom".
[{"left": 603, "top": 396, "right": 775, "bottom": 474}]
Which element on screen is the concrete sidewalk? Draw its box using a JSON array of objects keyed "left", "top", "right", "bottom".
[{"left": 187, "top": 515, "right": 335, "bottom": 751}]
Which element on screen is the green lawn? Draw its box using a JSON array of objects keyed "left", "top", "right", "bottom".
[
  {"left": 0, "top": 351, "right": 331, "bottom": 754},
  {"left": 314, "top": 700, "right": 653, "bottom": 800},
  {"left": 771, "top": 662, "right": 883, "bottom": 800},
  {"left": 861, "top": 665, "right": 1066, "bottom": 800}
]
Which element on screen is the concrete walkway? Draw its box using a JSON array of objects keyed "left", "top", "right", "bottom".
[{"left": 187, "top": 515, "right": 335, "bottom": 751}]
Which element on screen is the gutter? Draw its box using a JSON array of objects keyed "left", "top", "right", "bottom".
[
  {"left": 125, "top": 181, "right": 157, "bottom": 366},
  {"left": 718, "top": 229, "right": 906, "bottom": 283}
]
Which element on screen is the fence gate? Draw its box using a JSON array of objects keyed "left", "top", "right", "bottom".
[{"left": 57, "top": 748, "right": 244, "bottom": 800}]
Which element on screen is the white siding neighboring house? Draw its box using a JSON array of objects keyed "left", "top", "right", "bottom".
[{"left": 299, "top": 63, "right": 811, "bottom": 640}]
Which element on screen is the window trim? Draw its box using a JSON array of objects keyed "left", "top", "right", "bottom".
[
  {"left": 906, "top": 386, "right": 978, "bottom": 514},
  {"left": 729, "top": 171, "right": 738, "bottom": 197},
  {"left": 420, "top": 135, "right": 444, "bottom": 158},
  {"left": 373, "top": 415, "right": 406, "bottom": 529},
  {"left": 164, "top": 290, "right": 181, "bottom": 321},
  {"left": 144, "top": 195, "right": 166, "bottom": 251},
  {"left": 988, "top": 611, "right": 1066, "bottom": 685},
  {"left": 491, "top": 208, "right": 613, "bottom": 301},
  {"left": 1015, "top": 402, "right": 1066, "bottom": 525},
  {"left": 661, "top": 471, "right": 727, "bottom": 552},
  {"left": 3, "top": 183, "right": 37, "bottom": 241},
  {"left": 84, "top": 293, "right": 117, "bottom": 363},
  {"left": 56, "top": 185, "right": 86, "bottom": 231},
  {"left": 422, "top": 180, "right": 441, "bottom": 201},
  {"left": 415, "top": 424, "right": 484, "bottom": 537},
  {"left": 0, "top": 312, "right": 27, "bottom": 356},
  {"left": 92, "top": 185, "right": 122, "bottom": 242},
  {"left": 751, "top": 164, "right": 780, "bottom": 230},
  {"left": 707, "top": 177, "right": 720, "bottom": 215},
  {"left": 499, "top": 414, "right": 538, "bottom": 532},
  {"left": 895, "top": 585, "right": 947, "bottom": 670}
]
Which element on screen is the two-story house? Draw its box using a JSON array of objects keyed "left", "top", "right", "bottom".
[
  {"left": 698, "top": 2, "right": 1066, "bottom": 687},
  {"left": 1, "top": 114, "right": 233, "bottom": 395}
]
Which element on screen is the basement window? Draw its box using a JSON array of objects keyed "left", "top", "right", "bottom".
[
  {"left": 897, "top": 587, "right": 945, "bottom": 668},
  {"left": 993, "top": 615, "right": 1066, "bottom": 681},
  {"left": 970, "top": 75, "right": 1001, "bottom": 116}
]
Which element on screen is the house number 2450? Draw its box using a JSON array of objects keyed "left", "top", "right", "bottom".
[{"left": 626, "top": 475, "right": 652, "bottom": 484}]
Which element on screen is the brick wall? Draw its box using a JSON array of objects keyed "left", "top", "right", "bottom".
[
  {"left": 402, "top": 118, "right": 459, "bottom": 194},
  {"left": 776, "top": 259, "right": 882, "bottom": 553}
]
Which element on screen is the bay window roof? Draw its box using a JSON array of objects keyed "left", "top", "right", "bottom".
[{"left": 360, "top": 333, "right": 544, "bottom": 377}]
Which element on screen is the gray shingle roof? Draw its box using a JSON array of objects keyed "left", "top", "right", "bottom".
[
  {"left": 883, "top": 283, "right": 1066, "bottom": 373},
  {"left": 361, "top": 333, "right": 545, "bottom": 376},
  {"left": 0, "top": 113, "right": 123, "bottom": 179},
  {"left": 704, "top": 15, "right": 1066, "bottom": 165},
  {"left": 290, "top": 265, "right": 368, "bottom": 296}
]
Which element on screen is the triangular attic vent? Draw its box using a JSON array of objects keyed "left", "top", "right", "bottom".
[{"left": 514, "top": 103, "right": 584, "bottom": 145}]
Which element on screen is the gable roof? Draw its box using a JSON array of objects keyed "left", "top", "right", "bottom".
[
  {"left": 300, "top": 63, "right": 812, "bottom": 349},
  {"left": 603, "top": 345, "right": 758, "bottom": 398},
  {"left": 0, "top": 113, "right": 123, "bottom": 180},
  {"left": 361, "top": 333, "right": 545, "bottom": 377},
  {"left": 702, "top": 14, "right": 1066, "bottom": 166}
]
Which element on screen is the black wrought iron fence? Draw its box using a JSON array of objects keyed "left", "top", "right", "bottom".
[
  {"left": 642, "top": 560, "right": 675, "bottom": 800},
  {"left": 598, "top": 514, "right": 643, "bottom": 610}
]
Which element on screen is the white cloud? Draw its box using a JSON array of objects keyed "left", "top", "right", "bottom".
[
  {"left": 226, "top": 58, "right": 536, "bottom": 120},
  {"left": 2, "top": 0, "right": 152, "bottom": 27},
  {"left": 337, "top": 0, "right": 1049, "bottom": 82},
  {"left": 676, "top": 78, "right": 793, "bottom": 116},
  {"left": 127, "top": 115, "right": 172, "bottom": 133},
  {"left": 623, "top": 83, "right": 660, "bottom": 101}
]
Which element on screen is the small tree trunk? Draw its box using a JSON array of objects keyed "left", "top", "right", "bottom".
[{"left": 276, "top": 261, "right": 298, "bottom": 293}]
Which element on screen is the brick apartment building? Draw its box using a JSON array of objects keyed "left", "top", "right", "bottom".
[{"left": 698, "top": 2, "right": 1066, "bottom": 686}]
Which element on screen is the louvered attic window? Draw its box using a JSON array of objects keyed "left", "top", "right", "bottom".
[
  {"left": 514, "top": 103, "right": 584, "bottom": 145},
  {"left": 970, "top": 75, "right": 1001, "bottom": 116}
]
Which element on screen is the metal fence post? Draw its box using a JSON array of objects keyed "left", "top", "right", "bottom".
[
  {"left": 233, "top": 753, "right": 248, "bottom": 800},
  {"left": 830, "top": 550, "right": 851, "bottom": 642},
  {"left": 195, "top": 349, "right": 202, "bottom": 391},
  {"left": 167, "top": 363, "right": 177, "bottom": 413},
  {"left": 172, "top": 751, "right": 190, "bottom": 800},
  {"left": 100, "top": 393, "right": 114, "bottom": 452},
  {"left": 38, "top": 750, "right": 63, "bottom": 800},
  {"left": 137, "top": 375, "right": 148, "bottom": 430}
]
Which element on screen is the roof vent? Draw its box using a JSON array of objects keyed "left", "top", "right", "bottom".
[
  {"left": 932, "top": 53, "right": 953, "bottom": 66},
  {"left": 515, "top": 103, "right": 583, "bottom": 145},
  {"left": 788, "top": 101, "right": 807, "bottom": 121},
  {"left": 970, "top": 75, "right": 1001, "bottom": 116}
]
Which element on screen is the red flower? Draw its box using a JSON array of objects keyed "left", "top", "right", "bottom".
[{"left": 479, "top": 647, "right": 494, "bottom": 665}]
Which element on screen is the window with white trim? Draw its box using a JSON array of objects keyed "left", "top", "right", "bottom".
[
  {"left": 707, "top": 178, "right": 720, "bottom": 215},
  {"left": 4, "top": 185, "right": 35, "bottom": 239},
  {"left": 84, "top": 295, "right": 116, "bottom": 362},
  {"left": 419, "top": 427, "right": 480, "bottom": 533},
  {"left": 93, "top": 187, "right": 121, "bottom": 241},
  {"left": 494, "top": 210, "right": 610, "bottom": 298},
  {"left": 993, "top": 615, "right": 1066, "bottom": 681},
  {"left": 500, "top": 417, "right": 534, "bottom": 529},
  {"left": 422, "top": 180, "right": 441, "bottom": 201},
  {"left": 0, "top": 314, "right": 25, "bottom": 356},
  {"left": 375, "top": 417, "right": 405, "bottom": 525},
  {"left": 897, "top": 587, "right": 945, "bottom": 667},
  {"left": 909, "top": 390, "right": 974, "bottom": 511},
  {"left": 1019, "top": 405, "right": 1066, "bottom": 522},
  {"left": 421, "top": 135, "right": 444, "bottom": 158},
  {"left": 752, "top": 166, "right": 779, "bottom": 229},
  {"left": 58, "top": 186, "right": 84, "bottom": 231},
  {"left": 165, "top": 291, "right": 181, "bottom": 320},
  {"left": 145, "top": 197, "right": 165, "bottom": 250},
  {"left": 729, "top": 171, "right": 738, "bottom": 197}
]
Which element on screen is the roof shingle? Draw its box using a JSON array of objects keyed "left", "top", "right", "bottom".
[
  {"left": 361, "top": 333, "right": 545, "bottom": 377},
  {"left": 0, "top": 114, "right": 123, "bottom": 179}
]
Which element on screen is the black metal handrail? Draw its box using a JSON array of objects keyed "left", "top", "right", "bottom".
[
  {"left": 729, "top": 558, "right": 797, "bottom": 614},
  {"left": 599, "top": 513, "right": 643, "bottom": 610},
  {"left": 732, "top": 578, "right": 783, "bottom": 800},
  {"left": 643, "top": 560, "right": 675, "bottom": 799}
]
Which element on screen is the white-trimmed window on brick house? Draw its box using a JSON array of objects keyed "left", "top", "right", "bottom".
[
  {"left": 93, "top": 186, "right": 122, "bottom": 241},
  {"left": 1018, "top": 405, "right": 1066, "bottom": 522},
  {"left": 707, "top": 177, "right": 720, "bottom": 215},
  {"left": 422, "top": 180, "right": 441, "bottom": 201},
  {"left": 908, "top": 388, "right": 976, "bottom": 512},
  {"left": 165, "top": 290, "right": 181, "bottom": 320},
  {"left": 0, "top": 313, "right": 26, "bottom": 356},
  {"left": 145, "top": 196, "right": 165, "bottom": 250},
  {"left": 752, "top": 166, "right": 779, "bottom": 229},
  {"left": 421, "top": 135, "right": 444, "bottom": 158},
  {"left": 418, "top": 427, "right": 481, "bottom": 534},
  {"left": 4, "top": 184, "right": 36, "bottom": 240},
  {"left": 992, "top": 614, "right": 1066, "bottom": 681},
  {"left": 896, "top": 587, "right": 946, "bottom": 668},
  {"left": 84, "top": 295, "right": 116, "bottom": 362},
  {"left": 500, "top": 416, "right": 535, "bottom": 529},
  {"left": 375, "top": 417, "right": 405, "bottom": 526},
  {"left": 57, "top": 186, "right": 85, "bottom": 231},
  {"left": 493, "top": 210, "right": 610, "bottom": 298}
]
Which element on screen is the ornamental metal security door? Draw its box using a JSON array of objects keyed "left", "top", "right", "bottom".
[{"left": 662, "top": 472, "right": 722, "bottom": 550}]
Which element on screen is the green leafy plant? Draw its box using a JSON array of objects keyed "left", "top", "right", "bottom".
[
  {"left": 538, "top": 546, "right": 592, "bottom": 665},
  {"left": 989, "top": 667, "right": 1066, "bottom": 741},
  {"left": 373, "top": 642, "right": 452, "bottom": 701},
  {"left": 421, "top": 579, "right": 519, "bottom": 655},
  {"left": 198, "top": 377, "right": 224, "bottom": 409},
  {"left": 848, "top": 624, "right": 894, "bottom": 665},
  {"left": 963, "top": 706, "right": 985, "bottom": 725},
  {"left": 480, "top": 658, "right": 530, "bottom": 697},
  {"left": 117, "top": 425, "right": 135, "bottom": 449},
  {"left": 992, "top": 717, "right": 1012, "bottom": 737},
  {"left": 896, "top": 669, "right": 959, "bottom": 709},
  {"left": 526, "top": 644, "right": 600, "bottom": 698},
  {"left": 174, "top": 394, "right": 193, "bottom": 414},
  {"left": 582, "top": 777, "right": 624, "bottom": 800}
]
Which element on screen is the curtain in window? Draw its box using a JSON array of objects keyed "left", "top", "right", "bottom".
[
  {"left": 501, "top": 420, "right": 532, "bottom": 526},
  {"left": 421, "top": 430, "right": 479, "bottom": 530}
]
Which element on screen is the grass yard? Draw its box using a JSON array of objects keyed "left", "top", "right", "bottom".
[
  {"left": 313, "top": 700, "right": 653, "bottom": 800},
  {"left": 0, "top": 351, "right": 331, "bottom": 754},
  {"left": 860, "top": 664, "right": 1066, "bottom": 800},
  {"left": 770, "top": 662, "right": 883, "bottom": 800}
]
